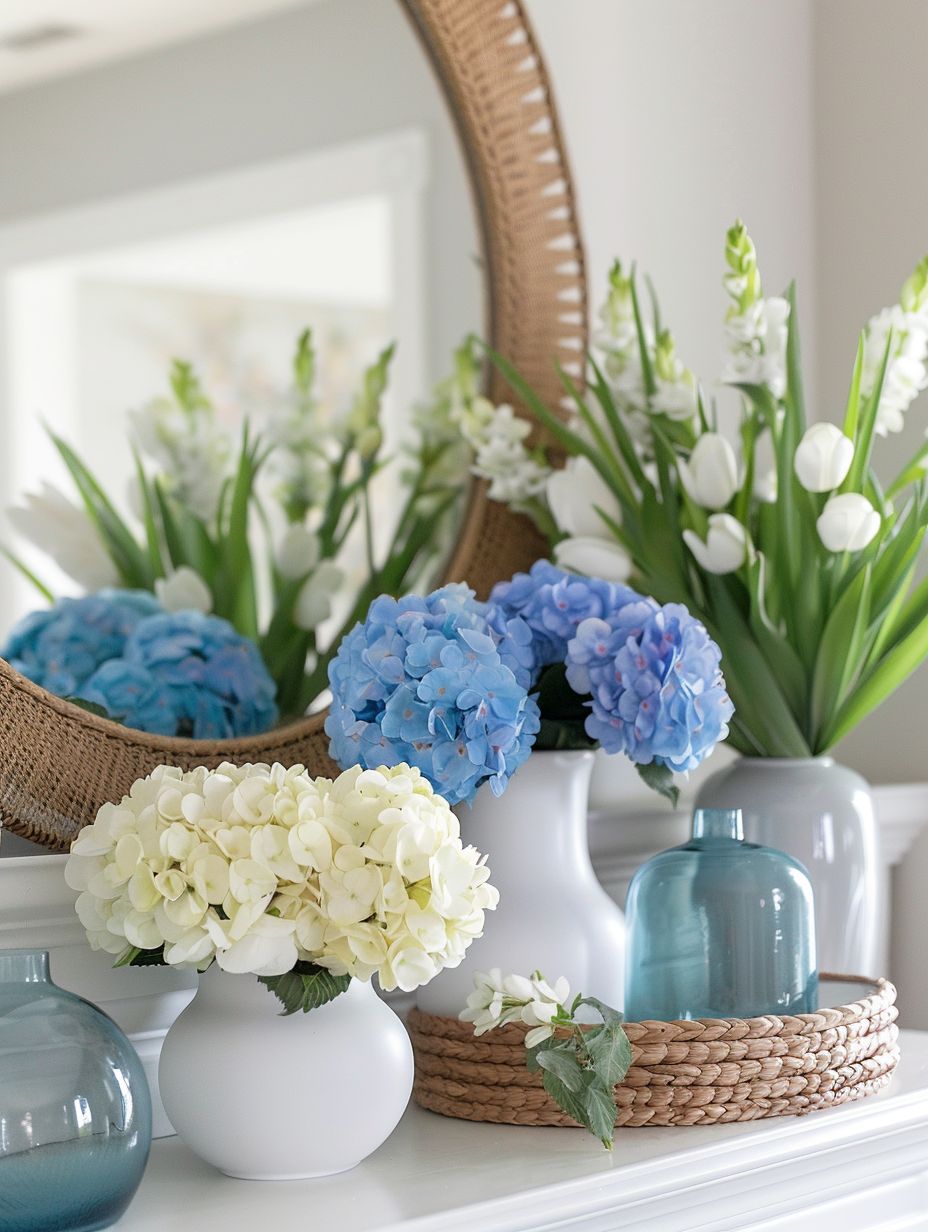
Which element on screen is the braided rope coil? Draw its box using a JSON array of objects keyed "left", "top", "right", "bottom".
[{"left": 408, "top": 976, "right": 900, "bottom": 1128}]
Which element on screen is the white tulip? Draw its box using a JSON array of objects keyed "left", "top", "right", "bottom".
[
  {"left": 155, "top": 567, "right": 212, "bottom": 614},
  {"left": 678, "top": 433, "right": 740, "bottom": 510},
  {"left": 794, "top": 423, "right": 854, "bottom": 492},
  {"left": 753, "top": 428, "right": 778, "bottom": 503},
  {"left": 546, "top": 457, "right": 622, "bottom": 539},
  {"left": 683, "top": 514, "right": 750, "bottom": 574},
  {"left": 294, "top": 560, "right": 344, "bottom": 630},
  {"left": 816, "top": 493, "right": 880, "bottom": 552},
  {"left": 553, "top": 534, "right": 632, "bottom": 582},
  {"left": 7, "top": 481, "right": 118, "bottom": 589},
  {"left": 276, "top": 524, "right": 320, "bottom": 579}
]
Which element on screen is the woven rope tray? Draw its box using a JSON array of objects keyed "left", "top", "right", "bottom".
[{"left": 408, "top": 975, "right": 899, "bottom": 1128}]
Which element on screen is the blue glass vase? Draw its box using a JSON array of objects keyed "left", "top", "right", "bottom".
[
  {"left": 625, "top": 808, "right": 818, "bottom": 1021},
  {"left": 0, "top": 949, "right": 151, "bottom": 1232}
]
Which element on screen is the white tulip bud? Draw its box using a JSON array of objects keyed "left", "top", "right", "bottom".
[
  {"left": 794, "top": 423, "right": 854, "bottom": 492},
  {"left": 155, "top": 567, "right": 212, "bottom": 614},
  {"left": 277, "top": 524, "right": 320, "bottom": 579},
  {"left": 752, "top": 428, "right": 778, "bottom": 503},
  {"left": 553, "top": 535, "right": 632, "bottom": 582},
  {"left": 683, "top": 514, "right": 750, "bottom": 575},
  {"left": 546, "top": 457, "right": 622, "bottom": 539},
  {"left": 678, "top": 433, "right": 740, "bottom": 510},
  {"left": 816, "top": 493, "right": 880, "bottom": 553},
  {"left": 294, "top": 560, "right": 344, "bottom": 630}
]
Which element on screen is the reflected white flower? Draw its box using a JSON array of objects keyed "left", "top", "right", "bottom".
[
  {"left": 155, "top": 567, "right": 212, "bottom": 614},
  {"left": 294, "top": 560, "right": 344, "bottom": 631},
  {"left": 7, "top": 482, "right": 118, "bottom": 589},
  {"left": 276, "top": 524, "right": 320, "bottom": 579}
]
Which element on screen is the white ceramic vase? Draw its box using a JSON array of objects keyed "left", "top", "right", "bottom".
[
  {"left": 416, "top": 749, "right": 626, "bottom": 1017},
  {"left": 695, "top": 756, "right": 881, "bottom": 975},
  {"left": 158, "top": 971, "right": 414, "bottom": 1179}
]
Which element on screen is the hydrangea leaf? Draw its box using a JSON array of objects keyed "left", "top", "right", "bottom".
[
  {"left": 259, "top": 963, "right": 352, "bottom": 1015},
  {"left": 535, "top": 1045, "right": 585, "bottom": 1092},
  {"left": 584, "top": 1022, "right": 633, "bottom": 1089},
  {"left": 635, "top": 763, "right": 679, "bottom": 807}
]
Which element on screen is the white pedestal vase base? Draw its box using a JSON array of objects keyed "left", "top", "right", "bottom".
[
  {"left": 416, "top": 749, "right": 625, "bottom": 1019},
  {"left": 158, "top": 971, "right": 413, "bottom": 1179}
]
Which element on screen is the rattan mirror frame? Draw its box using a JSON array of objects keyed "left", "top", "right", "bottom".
[{"left": 0, "top": 0, "right": 587, "bottom": 851}]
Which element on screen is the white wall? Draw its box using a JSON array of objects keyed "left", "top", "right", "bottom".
[{"left": 526, "top": 0, "right": 817, "bottom": 419}]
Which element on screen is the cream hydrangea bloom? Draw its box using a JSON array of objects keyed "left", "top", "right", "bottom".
[{"left": 66, "top": 761, "right": 496, "bottom": 994}]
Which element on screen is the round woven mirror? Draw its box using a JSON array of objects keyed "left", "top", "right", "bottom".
[{"left": 0, "top": 0, "right": 586, "bottom": 851}]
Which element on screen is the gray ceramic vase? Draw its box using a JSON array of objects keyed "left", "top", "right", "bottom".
[{"left": 695, "top": 756, "right": 880, "bottom": 975}]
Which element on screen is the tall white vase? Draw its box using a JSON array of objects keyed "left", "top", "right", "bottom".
[
  {"left": 159, "top": 971, "right": 413, "bottom": 1179},
  {"left": 695, "top": 756, "right": 881, "bottom": 975},
  {"left": 417, "top": 749, "right": 626, "bottom": 1017}
]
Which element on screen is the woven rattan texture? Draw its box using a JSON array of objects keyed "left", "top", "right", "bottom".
[
  {"left": 0, "top": 0, "right": 585, "bottom": 850},
  {"left": 408, "top": 976, "right": 900, "bottom": 1128}
]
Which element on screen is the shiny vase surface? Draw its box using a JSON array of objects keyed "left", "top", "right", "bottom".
[
  {"left": 0, "top": 948, "right": 151, "bottom": 1232},
  {"left": 416, "top": 749, "right": 626, "bottom": 1017},
  {"left": 159, "top": 971, "right": 413, "bottom": 1179},
  {"left": 695, "top": 756, "right": 879, "bottom": 974},
  {"left": 624, "top": 809, "right": 818, "bottom": 1021}
]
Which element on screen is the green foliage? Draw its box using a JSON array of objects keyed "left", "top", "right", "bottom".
[
  {"left": 525, "top": 1001, "right": 632, "bottom": 1150},
  {"left": 487, "top": 234, "right": 928, "bottom": 756},
  {"left": 258, "top": 963, "right": 352, "bottom": 1015}
]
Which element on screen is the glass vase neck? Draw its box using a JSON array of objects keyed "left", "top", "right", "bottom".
[
  {"left": 692, "top": 808, "right": 743, "bottom": 841},
  {"left": 0, "top": 948, "right": 50, "bottom": 984}
]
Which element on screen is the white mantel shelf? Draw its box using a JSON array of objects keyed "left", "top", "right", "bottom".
[{"left": 119, "top": 1031, "right": 928, "bottom": 1232}]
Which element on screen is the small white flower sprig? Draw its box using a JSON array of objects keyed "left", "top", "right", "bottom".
[
  {"left": 66, "top": 761, "right": 498, "bottom": 1014},
  {"left": 461, "top": 970, "right": 632, "bottom": 1149}
]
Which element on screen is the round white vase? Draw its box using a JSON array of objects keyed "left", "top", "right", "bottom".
[
  {"left": 417, "top": 749, "right": 626, "bottom": 1018},
  {"left": 695, "top": 756, "right": 881, "bottom": 975},
  {"left": 158, "top": 971, "right": 414, "bottom": 1179}
]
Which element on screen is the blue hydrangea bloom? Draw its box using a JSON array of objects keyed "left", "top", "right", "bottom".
[
  {"left": 489, "top": 560, "right": 641, "bottom": 678},
  {"left": 566, "top": 601, "right": 734, "bottom": 771},
  {"left": 1, "top": 590, "right": 161, "bottom": 696},
  {"left": 2, "top": 593, "right": 278, "bottom": 739},
  {"left": 325, "top": 583, "right": 540, "bottom": 804},
  {"left": 120, "top": 611, "right": 278, "bottom": 739}
]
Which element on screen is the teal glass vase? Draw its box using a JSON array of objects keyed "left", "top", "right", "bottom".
[
  {"left": 0, "top": 949, "right": 151, "bottom": 1232},
  {"left": 624, "top": 808, "right": 818, "bottom": 1021}
]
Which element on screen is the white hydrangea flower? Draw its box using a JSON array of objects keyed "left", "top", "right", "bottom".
[{"left": 65, "top": 760, "right": 496, "bottom": 994}]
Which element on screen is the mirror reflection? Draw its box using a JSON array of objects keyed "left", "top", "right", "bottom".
[{"left": 0, "top": 0, "right": 481, "bottom": 734}]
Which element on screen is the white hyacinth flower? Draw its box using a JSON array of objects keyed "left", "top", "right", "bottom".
[
  {"left": 683, "top": 514, "right": 751, "bottom": 574},
  {"left": 546, "top": 457, "right": 622, "bottom": 539},
  {"left": 7, "top": 482, "right": 119, "bottom": 589},
  {"left": 861, "top": 304, "right": 928, "bottom": 437},
  {"left": 793, "top": 423, "right": 854, "bottom": 493},
  {"left": 155, "top": 567, "right": 212, "bottom": 614},
  {"left": 722, "top": 296, "right": 790, "bottom": 400},
  {"left": 455, "top": 397, "right": 551, "bottom": 505},
  {"left": 816, "top": 493, "right": 881, "bottom": 553},
  {"left": 678, "top": 433, "right": 741, "bottom": 510}
]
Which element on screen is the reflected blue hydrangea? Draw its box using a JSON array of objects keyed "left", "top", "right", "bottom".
[
  {"left": 326, "top": 584, "right": 539, "bottom": 804},
  {"left": 2, "top": 594, "right": 278, "bottom": 739},
  {"left": 1, "top": 590, "right": 160, "bottom": 695}
]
